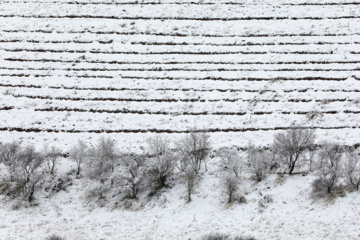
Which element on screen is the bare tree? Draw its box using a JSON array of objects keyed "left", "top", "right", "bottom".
[
  {"left": 86, "top": 137, "right": 118, "bottom": 180},
  {"left": 147, "top": 135, "right": 169, "bottom": 156},
  {"left": 344, "top": 150, "right": 360, "bottom": 190},
  {"left": 313, "top": 142, "right": 344, "bottom": 195},
  {"left": 222, "top": 174, "right": 239, "bottom": 203},
  {"left": 146, "top": 136, "right": 176, "bottom": 190},
  {"left": 247, "top": 143, "right": 269, "bottom": 182},
  {"left": 178, "top": 132, "right": 211, "bottom": 173},
  {"left": 308, "top": 145, "right": 317, "bottom": 172},
  {"left": 96, "top": 137, "right": 117, "bottom": 172},
  {"left": 273, "top": 128, "right": 315, "bottom": 175},
  {"left": 183, "top": 164, "right": 197, "bottom": 202},
  {"left": 0, "top": 141, "right": 23, "bottom": 181},
  {"left": 17, "top": 145, "right": 44, "bottom": 202},
  {"left": 120, "top": 153, "right": 147, "bottom": 199},
  {"left": 43, "top": 144, "right": 62, "bottom": 175},
  {"left": 69, "top": 140, "right": 88, "bottom": 175},
  {"left": 218, "top": 148, "right": 242, "bottom": 179},
  {"left": 217, "top": 148, "right": 243, "bottom": 203}
]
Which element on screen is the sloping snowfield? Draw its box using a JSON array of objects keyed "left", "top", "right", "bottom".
[{"left": 0, "top": 157, "right": 360, "bottom": 240}]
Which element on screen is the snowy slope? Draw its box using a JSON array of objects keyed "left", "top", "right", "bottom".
[{"left": 0, "top": 156, "right": 360, "bottom": 240}]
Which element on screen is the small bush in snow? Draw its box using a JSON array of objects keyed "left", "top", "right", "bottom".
[
  {"left": 69, "top": 140, "right": 88, "bottom": 176},
  {"left": 86, "top": 137, "right": 118, "bottom": 180},
  {"left": 218, "top": 148, "right": 243, "bottom": 203},
  {"left": 44, "top": 176, "right": 73, "bottom": 195},
  {"left": 201, "top": 232, "right": 230, "bottom": 240},
  {"left": 247, "top": 143, "right": 269, "bottom": 182},
  {"left": 273, "top": 128, "right": 315, "bottom": 175},
  {"left": 119, "top": 153, "right": 147, "bottom": 199},
  {"left": 234, "top": 236, "right": 258, "bottom": 240},
  {"left": 0, "top": 141, "right": 22, "bottom": 181},
  {"left": 10, "top": 199, "right": 22, "bottom": 210},
  {"left": 344, "top": 150, "right": 360, "bottom": 191},
  {"left": 218, "top": 148, "right": 242, "bottom": 179},
  {"left": 17, "top": 145, "right": 44, "bottom": 202},
  {"left": 178, "top": 131, "right": 211, "bottom": 173},
  {"left": 201, "top": 233, "right": 256, "bottom": 240},
  {"left": 45, "top": 235, "right": 64, "bottom": 240},
  {"left": 222, "top": 174, "right": 239, "bottom": 203},
  {"left": 312, "top": 142, "right": 344, "bottom": 196},
  {"left": 146, "top": 136, "right": 176, "bottom": 191},
  {"left": 43, "top": 144, "right": 62, "bottom": 175},
  {"left": 258, "top": 195, "right": 273, "bottom": 209}
]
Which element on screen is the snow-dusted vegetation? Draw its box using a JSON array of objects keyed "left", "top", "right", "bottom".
[
  {"left": 1, "top": 0, "right": 360, "bottom": 239},
  {"left": 1, "top": 133, "right": 360, "bottom": 239}
]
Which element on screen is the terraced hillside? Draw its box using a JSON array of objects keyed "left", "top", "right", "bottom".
[{"left": 1, "top": 0, "right": 360, "bottom": 149}]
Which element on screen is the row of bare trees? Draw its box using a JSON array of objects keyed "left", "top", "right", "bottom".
[
  {"left": 0, "top": 132, "right": 211, "bottom": 203},
  {"left": 67, "top": 132, "right": 211, "bottom": 202},
  {"left": 219, "top": 128, "right": 360, "bottom": 202},
  {"left": 1, "top": 128, "right": 359, "bottom": 204}
]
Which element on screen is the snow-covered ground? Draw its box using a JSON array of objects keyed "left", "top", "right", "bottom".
[
  {"left": 0, "top": 156, "right": 360, "bottom": 240},
  {"left": 1, "top": 0, "right": 360, "bottom": 239}
]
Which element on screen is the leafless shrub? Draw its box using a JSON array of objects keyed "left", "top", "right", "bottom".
[
  {"left": 43, "top": 144, "right": 62, "bottom": 175},
  {"left": 258, "top": 195, "right": 273, "bottom": 209},
  {"left": 10, "top": 199, "right": 22, "bottom": 210},
  {"left": 178, "top": 132, "right": 211, "bottom": 173},
  {"left": 201, "top": 232, "right": 230, "bottom": 240},
  {"left": 222, "top": 174, "right": 239, "bottom": 204},
  {"left": 146, "top": 136, "right": 176, "bottom": 191},
  {"left": 44, "top": 176, "right": 73, "bottom": 195},
  {"left": 234, "top": 236, "right": 258, "bottom": 240},
  {"left": 183, "top": 164, "right": 197, "bottom": 202},
  {"left": 0, "top": 141, "right": 22, "bottom": 181},
  {"left": 217, "top": 148, "right": 243, "bottom": 203},
  {"left": 273, "top": 128, "right": 316, "bottom": 174},
  {"left": 45, "top": 235, "right": 64, "bottom": 240},
  {"left": 200, "top": 233, "right": 256, "bottom": 240},
  {"left": 69, "top": 140, "right": 88, "bottom": 176},
  {"left": 120, "top": 154, "right": 147, "bottom": 199},
  {"left": 17, "top": 145, "right": 44, "bottom": 202},
  {"left": 84, "top": 180, "right": 109, "bottom": 201},
  {"left": 86, "top": 137, "right": 118, "bottom": 180},
  {"left": 218, "top": 148, "right": 242, "bottom": 179},
  {"left": 344, "top": 150, "right": 360, "bottom": 190},
  {"left": 313, "top": 142, "right": 344, "bottom": 196},
  {"left": 247, "top": 143, "right": 269, "bottom": 182}
]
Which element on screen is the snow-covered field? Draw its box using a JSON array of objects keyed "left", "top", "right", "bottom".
[{"left": 1, "top": 0, "right": 360, "bottom": 239}]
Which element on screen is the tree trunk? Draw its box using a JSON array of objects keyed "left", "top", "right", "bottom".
[
  {"left": 160, "top": 175, "right": 166, "bottom": 188},
  {"left": 50, "top": 163, "right": 55, "bottom": 175},
  {"left": 228, "top": 191, "right": 232, "bottom": 203},
  {"left": 132, "top": 186, "right": 137, "bottom": 199},
  {"left": 327, "top": 186, "right": 332, "bottom": 194},
  {"left": 28, "top": 183, "right": 35, "bottom": 202},
  {"left": 77, "top": 164, "right": 80, "bottom": 175},
  {"left": 289, "top": 163, "right": 295, "bottom": 175},
  {"left": 187, "top": 191, "right": 191, "bottom": 202}
]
